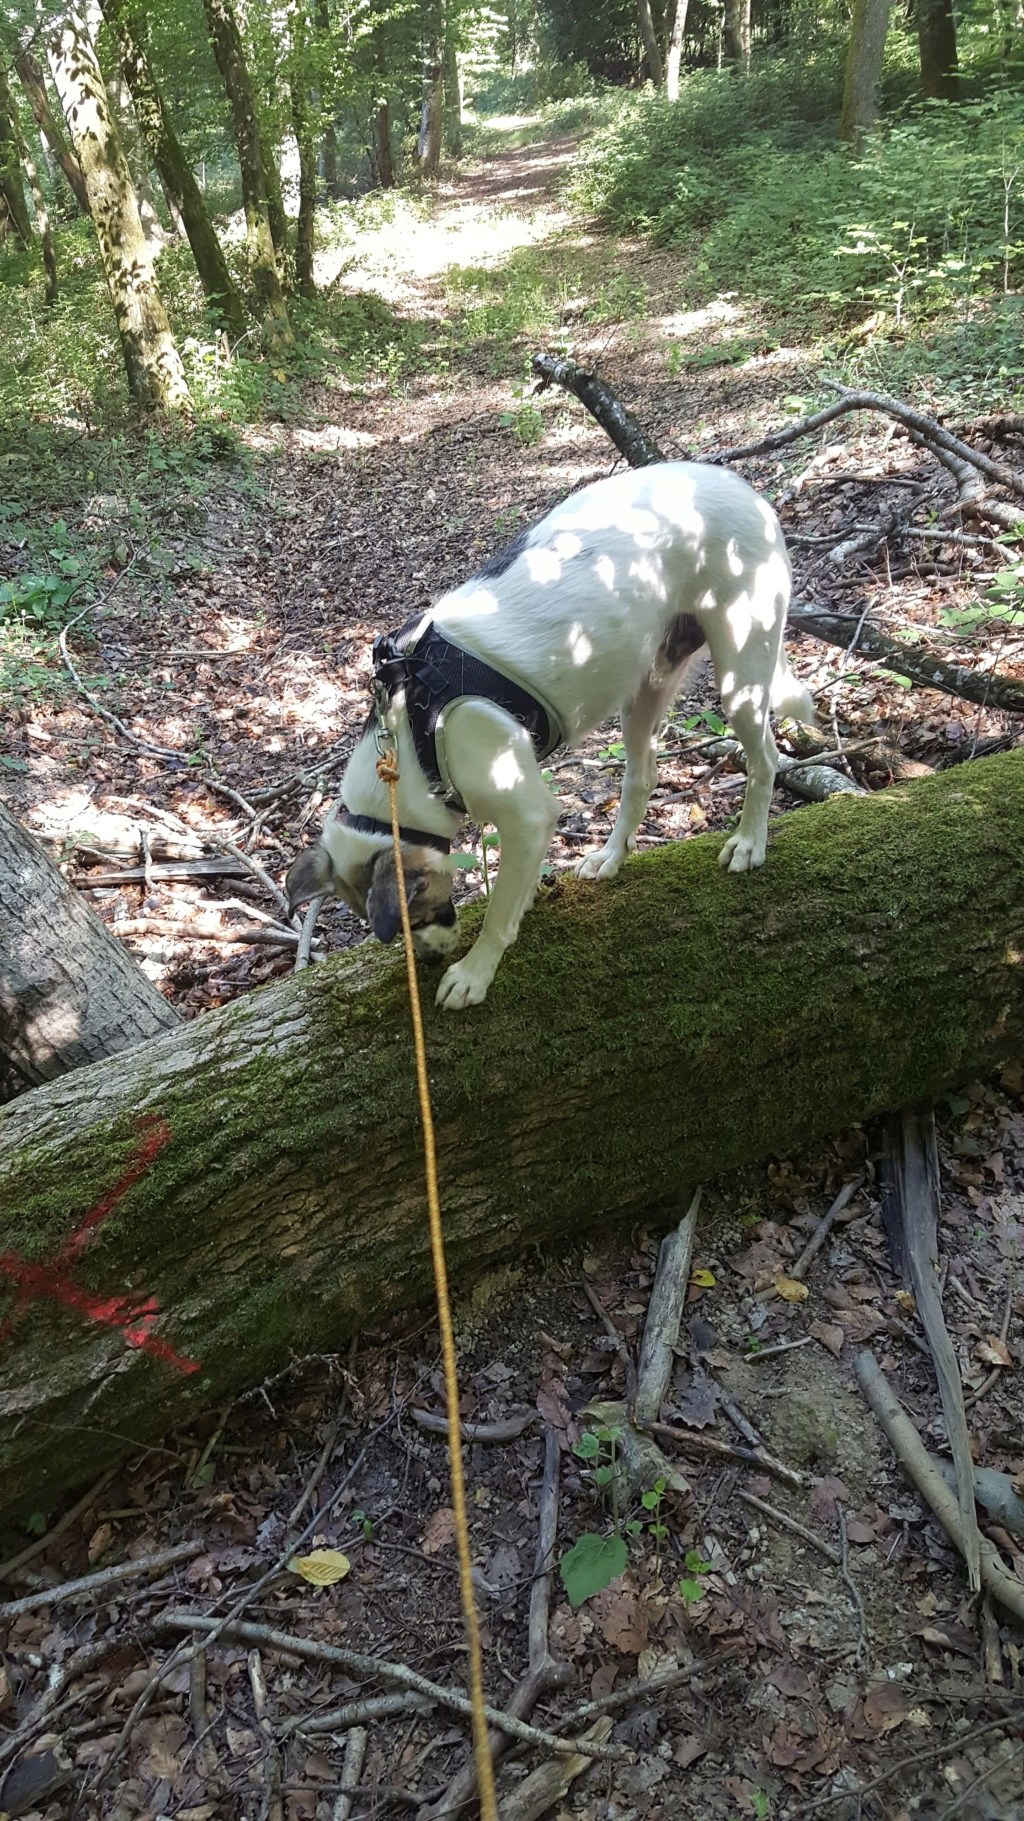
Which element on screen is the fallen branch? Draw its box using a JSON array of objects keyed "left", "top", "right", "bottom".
[
  {"left": 531, "top": 352, "right": 666, "bottom": 467},
  {"left": 879, "top": 1110, "right": 982, "bottom": 1590},
  {"left": 854, "top": 1350, "right": 1024, "bottom": 1625},
  {"left": 788, "top": 607, "right": 1024, "bottom": 714},
  {"left": 0, "top": 1540, "right": 205, "bottom": 1619},
  {"left": 736, "top": 1489, "right": 841, "bottom": 1565},
  {"left": 716, "top": 386, "right": 1024, "bottom": 505},
  {"left": 498, "top": 1717, "right": 612, "bottom": 1821},
  {"left": 410, "top": 1407, "right": 536, "bottom": 1443},
  {"left": 158, "top": 1612, "right": 628, "bottom": 1760},
  {"left": 634, "top": 1189, "right": 700, "bottom": 1424}
]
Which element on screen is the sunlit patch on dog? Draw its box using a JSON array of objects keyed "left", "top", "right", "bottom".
[
  {"left": 490, "top": 748, "right": 525, "bottom": 791},
  {"left": 595, "top": 554, "right": 616, "bottom": 592},
  {"left": 568, "top": 622, "right": 593, "bottom": 666}
]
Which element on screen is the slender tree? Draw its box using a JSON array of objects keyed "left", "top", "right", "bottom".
[
  {"left": 287, "top": 0, "right": 317, "bottom": 298},
  {"left": 636, "top": 0, "right": 664, "bottom": 83},
  {"left": 48, "top": 9, "right": 191, "bottom": 411},
  {"left": 99, "top": 0, "right": 247, "bottom": 342},
  {"left": 14, "top": 46, "right": 88, "bottom": 212},
  {"left": 442, "top": 3, "right": 462, "bottom": 157},
  {"left": 665, "top": 0, "right": 687, "bottom": 101},
  {"left": 314, "top": 0, "right": 341, "bottom": 199},
  {"left": 0, "top": 58, "right": 56, "bottom": 298},
  {"left": 0, "top": 55, "right": 31, "bottom": 244},
  {"left": 201, "top": 0, "right": 292, "bottom": 343},
  {"left": 917, "top": 0, "right": 958, "bottom": 99},
  {"left": 840, "top": 0, "right": 891, "bottom": 144},
  {"left": 418, "top": 0, "right": 442, "bottom": 178},
  {"left": 369, "top": 6, "right": 395, "bottom": 189}
]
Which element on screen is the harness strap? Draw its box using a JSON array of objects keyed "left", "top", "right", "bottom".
[
  {"left": 341, "top": 811, "right": 451, "bottom": 854},
  {"left": 372, "top": 617, "right": 563, "bottom": 806}
]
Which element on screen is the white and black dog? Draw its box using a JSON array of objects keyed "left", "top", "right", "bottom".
[{"left": 286, "top": 461, "right": 814, "bottom": 1011}]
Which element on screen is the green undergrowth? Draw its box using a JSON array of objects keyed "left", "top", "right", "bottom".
[{"left": 571, "top": 39, "right": 1024, "bottom": 390}]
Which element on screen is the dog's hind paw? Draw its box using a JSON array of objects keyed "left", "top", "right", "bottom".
[
  {"left": 436, "top": 956, "right": 494, "bottom": 1010},
  {"left": 718, "top": 831, "right": 766, "bottom": 872},
  {"left": 575, "top": 842, "right": 630, "bottom": 881}
]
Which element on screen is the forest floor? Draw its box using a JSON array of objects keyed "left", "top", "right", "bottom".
[{"left": 2, "top": 126, "right": 1024, "bottom": 1821}]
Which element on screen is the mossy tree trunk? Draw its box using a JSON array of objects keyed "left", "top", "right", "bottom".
[
  {"left": 3, "top": 754, "right": 1024, "bottom": 1519},
  {"left": 14, "top": 48, "right": 89, "bottom": 214},
  {"left": 0, "top": 61, "right": 31, "bottom": 245},
  {"left": 47, "top": 8, "right": 191, "bottom": 413},
  {"left": 0, "top": 804, "right": 179, "bottom": 1103},
  {"left": 100, "top": 0, "right": 248, "bottom": 343},
  {"left": 840, "top": 0, "right": 891, "bottom": 144},
  {"left": 201, "top": 0, "right": 292, "bottom": 345}
]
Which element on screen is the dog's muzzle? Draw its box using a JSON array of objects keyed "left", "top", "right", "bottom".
[{"left": 411, "top": 900, "right": 459, "bottom": 962}]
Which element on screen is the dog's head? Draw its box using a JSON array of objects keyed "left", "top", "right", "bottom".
[{"left": 286, "top": 825, "right": 459, "bottom": 962}]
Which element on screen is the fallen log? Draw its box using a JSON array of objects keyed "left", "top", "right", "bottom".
[
  {"left": 1, "top": 753, "right": 1024, "bottom": 1521},
  {"left": 0, "top": 803, "right": 179, "bottom": 1100}
]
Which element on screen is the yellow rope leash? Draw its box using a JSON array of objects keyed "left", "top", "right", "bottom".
[{"left": 377, "top": 752, "right": 499, "bottom": 1821}]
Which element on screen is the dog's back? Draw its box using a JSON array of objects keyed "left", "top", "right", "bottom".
[{"left": 429, "top": 462, "right": 794, "bottom": 744}]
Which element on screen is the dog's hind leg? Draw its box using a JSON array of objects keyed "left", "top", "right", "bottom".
[{"left": 576, "top": 675, "right": 681, "bottom": 881}]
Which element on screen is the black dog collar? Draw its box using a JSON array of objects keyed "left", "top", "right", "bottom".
[{"left": 341, "top": 811, "right": 452, "bottom": 855}]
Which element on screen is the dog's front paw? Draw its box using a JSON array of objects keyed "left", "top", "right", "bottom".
[
  {"left": 436, "top": 957, "right": 494, "bottom": 1011},
  {"left": 575, "top": 841, "right": 630, "bottom": 881},
  {"left": 718, "top": 831, "right": 766, "bottom": 873}
]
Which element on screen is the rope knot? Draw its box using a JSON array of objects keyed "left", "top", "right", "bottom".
[{"left": 376, "top": 753, "right": 399, "bottom": 784}]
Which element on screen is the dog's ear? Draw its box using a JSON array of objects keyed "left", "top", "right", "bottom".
[
  {"left": 285, "top": 845, "right": 335, "bottom": 916},
  {"left": 365, "top": 851, "right": 427, "bottom": 944}
]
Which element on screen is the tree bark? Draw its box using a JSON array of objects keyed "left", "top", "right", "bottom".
[
  {"left": 418, "top": 0, "right": 442, "bottom": 179},
  {"left": 14, "top": 48, "right": 88, "bottom": 214},
  {"left": 47, "top": 9, "right": 191, "bottom": 413},
  {"left": 201, "top": 0, "right": 293, "bottom": 345},
  {"left": 917, "top": 0, "right": 958, "bottom": 100},
  {"left": 531, "top": 352, "right": 667, "bottom": 467},
  {"left": 0, "top": 804, "right": 179, "bottom": 1102},
  {"left": 3, "top": 754, "right": 1024, "bottom": 1518},
  {"left": 288, "top": 3, "right": 317, "bottom": 300},
  {"left": 840, "top": 0, "right": 891, "bottom": 145},
  {"left": 314, "top": 0, "right": 342, "bottom": 199},
  {"left": 0, "top": 60, "right": 56, "bottom": 299},
  {"left": 442, "top": 21, "right": 462, "bottom": 157},
  {"left": 665, "top": 0, "right": 687, "bottom": 102},
  {"left": 636, "top": 0, "right": 664, "bottom": 85},
  {"left": 723, "top": 0, "right": 751, "bottom": 70},
  {"left": 0, "top": 61, "right": 31, "bottom": 245},
  {"left": 100, "top": 0, "right": 248, "bottom": 342}
]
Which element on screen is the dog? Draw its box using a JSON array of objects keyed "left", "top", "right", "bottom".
[{"left": 286, "top": 461, "right": 814, "bottom": 1011}]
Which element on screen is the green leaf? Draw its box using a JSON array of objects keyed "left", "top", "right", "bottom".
[
  {"left": 678, "top": 1577, "right": 705, "bottom": 1604},
  {"left": 572, "top": 1431, "right": 601, "bottom": 1460},
  {"left": 560, "top": 1533, "right": 628, "bottom": 1607}
]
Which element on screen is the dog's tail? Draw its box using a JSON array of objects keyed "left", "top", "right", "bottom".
[{"left": 771, "top": 655, "right": 816, "bottom": 724}]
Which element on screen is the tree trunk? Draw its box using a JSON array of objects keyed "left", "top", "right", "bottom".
[
  {"left": 0, "top": 805, "right": 179, "bottom": 1102},
  {"left": 288, "top": 4, "right": 317, "bottom": 300},
  {"left": 0, "top": 63, "right": 31, "bottom": 245},
  {"left": 0, "top": 61, "right": 57, "bottom": 300},
  {"left": 917, "top": 0, "right": 958, "bottom": 99},
  {"left": 372, "top": 98, "right": 395, "bottom": 188},
  {"left": 315, "top": 0, "right": 342, "bottom": 199},
  {"left": 840, "top": 0, "right": 891, "bottom": 144},
  {"left": 47, "top": 9, "right": 191, "bottom": 413},
  {"left": 442, "top": 24, "right": 462, "bottom": 157},
  {"left": 14, "top": 48, "right": 89, "bottom": 214},
  {"left": 201, "top": 0, "right": 293, "bottom": 345},
  {"left": 99, "top": 0, "right": 247, "bottom": 341},
  {"left": 665, "top": 0, "right": 688, "bottom": 102},
  {"left": 723, "top": 0, "right": 751, "bottom": 70},
  {"left": 418, "top": 0, "right": 442, "bottom": 179},
  {"left": 3, "top": 753, "right": 1024, "bottom": 1518},
  {"left": 637, "top": 0, "right": 665, "bottom": 84}
]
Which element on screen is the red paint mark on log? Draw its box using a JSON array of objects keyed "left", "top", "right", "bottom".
[{"left": 0, "top": 1117, "right": 198, "bottom": 1374}]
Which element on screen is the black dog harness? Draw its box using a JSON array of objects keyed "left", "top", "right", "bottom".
[{"left": 369, "top": 612, "right": 564, "bottom": 813}]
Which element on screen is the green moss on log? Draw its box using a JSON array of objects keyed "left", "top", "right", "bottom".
[{"left": 1, "top": 753, "right": 1023, "bottom": 1518}]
